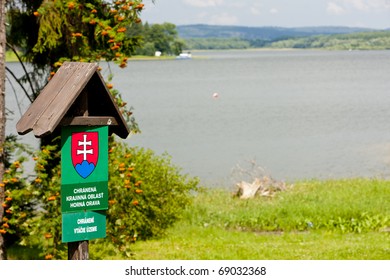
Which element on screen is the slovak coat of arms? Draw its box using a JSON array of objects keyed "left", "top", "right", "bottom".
[{"left": 71, "top": 132, "right": 99, "bottom": 179}]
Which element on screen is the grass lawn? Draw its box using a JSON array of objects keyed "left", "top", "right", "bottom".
[
  {"left": 112, "top": 178, "right": 390, "bottom": 260},
  {"left": 130, "top": 224, "right": 389, "bottom": 260},
  {"left": 7, "top": 178, "right": 390, "bottom": 260}
]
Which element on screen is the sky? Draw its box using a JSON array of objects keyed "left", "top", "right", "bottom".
[{"left": 141, "top": 0, "right": 390, "bottom": 29}]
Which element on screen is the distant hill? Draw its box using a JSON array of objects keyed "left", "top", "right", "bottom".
[{"left": 177, "top": 24, "right": 375, "bottom": 40}]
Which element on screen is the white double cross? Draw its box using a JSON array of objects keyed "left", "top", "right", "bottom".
[{"left": 77, "top": 134, "right": 94, "bottom": 161}]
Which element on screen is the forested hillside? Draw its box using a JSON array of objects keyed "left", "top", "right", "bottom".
[
  {"left": 177, "top": 24, "right": 373, "bottom": 40},
  {"left": 121, "top": 23, "right": 389, "bottom": 53},
  {"left": 177, "top": 24, "right": 390, "bottom": 50},
  {"left": 269, "top": 30, "right": 390, "bottom": 50}
]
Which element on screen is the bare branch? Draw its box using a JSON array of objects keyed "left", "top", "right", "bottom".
[
  {"left": 5, "top": 66, "right": 33, "bottom": 103},
  {"left": 6, "top": 43, "right": 37, "bottom": 101}
]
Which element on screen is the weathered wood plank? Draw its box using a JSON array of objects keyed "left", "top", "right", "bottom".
[
  {"left": 32, "top": 63, "right": 98, "bottom": 137},
  {"left": 16, "top": 62, "right": 96, "bottom": 135},
  {"left": 60, "top": 116, "right": 119, "bottom": 126}
]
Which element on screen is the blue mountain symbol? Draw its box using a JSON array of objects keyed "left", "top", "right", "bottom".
[{"left": 75, "top": 160, "right": 96, "bottom": 179}]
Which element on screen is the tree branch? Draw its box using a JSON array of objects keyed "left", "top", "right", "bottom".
[
  {"left": 5, "top": 66, "right": 33, "bottom": 103},
  {"left": 6, "top": 43, "right": 37, "bottom": 102}
]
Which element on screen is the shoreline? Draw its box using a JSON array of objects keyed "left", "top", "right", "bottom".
[{"left": 6, "top": 47, "right": 387, "bottom": 63}]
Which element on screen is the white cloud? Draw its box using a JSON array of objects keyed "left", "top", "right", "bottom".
[
  {"left": 250, "top": 3, "right": 262, "bottom": 16},
  {"left": 251, "top": 7, "right": 261, "bottom": 16},
  {"left": 270, "top": 8, "right": 279, "bottom": 14},
  {"left": 343, "top": 0, "right": 369, "bottom": 11},
  {"left": 184, "top": 0, "right": 224, "bottom": 8},
  {"left": 209, "top": 12, "right": 238, "bottom": 25},
  {"left": 363, "top": 0, "right": 390, "bottom": 10},
  {"left": 331, "top": 0, "right": 390, "bottom": 12},
  {"left": 327, "top": 2, "right": 346, "bottom": 15}
]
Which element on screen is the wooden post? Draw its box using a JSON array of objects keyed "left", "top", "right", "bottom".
[
  {"left": 67, "top": 93, "right": 90, "bottom": 260},
  {"left": 68, "top": 240, "right": 89, "bottom": 260}
]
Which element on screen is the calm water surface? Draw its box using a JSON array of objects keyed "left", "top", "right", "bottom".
[{"left": 7, "top": 50, "right": 390, "bottom": 186}]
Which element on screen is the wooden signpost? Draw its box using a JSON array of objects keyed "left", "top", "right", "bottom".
[
  {"left": 61, "top": 125, "right": 108, "bottom": 245},
  {"left": 16, "top": 62, "right": 130, "bottom": 260}
]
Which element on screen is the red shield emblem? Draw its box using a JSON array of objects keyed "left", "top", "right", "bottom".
[{"left": 71, "top": 132, "right": 99, "bottom": 179}]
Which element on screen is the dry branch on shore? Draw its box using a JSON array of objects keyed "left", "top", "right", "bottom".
[{"left": 234, "top": 176, "right": 292, "bottom": 199}]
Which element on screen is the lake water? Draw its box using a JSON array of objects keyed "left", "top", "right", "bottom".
[{"left": 6, "top": 50, "right": 390, "bottom": 186}]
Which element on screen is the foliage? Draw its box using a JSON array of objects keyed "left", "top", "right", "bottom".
[
  {"left": 270, "top": 31, "right": 390, "bottom": 50},
  {"left": 182, "top": 31, "right": 390, "bottom": 51},
  {"left": 0, "top": 135, "right": 34, "bottom": 247},
  {"left": 27, "top": 143, "right": 65, "bottom": 260},
  {"left": 2, "top": 140, "right": 66, "bottom": 260},
  {"left": 184, "top": 38, "right": 250, "bottom": 50},
  {"left": 7, "top": 0, "right": 145, "bottom": 70},
  {"left": 177, "top": 24, "right": 390, "bottom": 51},
  {"left": 103, "top": 138, "right": 199, "bottom": 258},
  {"left": 177, "top": 24, "right": 371, "bottom": 41},
  {"left": 129, "top": 22, "right": 185, "bottom": 56}
]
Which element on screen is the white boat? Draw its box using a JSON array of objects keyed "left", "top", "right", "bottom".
[{"left": 176, "top": 52, "right": 192, "bottom": 60}]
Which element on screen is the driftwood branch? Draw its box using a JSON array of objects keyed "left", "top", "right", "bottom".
[
  {"left": 231, "top": 159, "right": 292, "bottom": 199},
  {"left": 235, "top": 176, "right": 291, "bottom": 199}
]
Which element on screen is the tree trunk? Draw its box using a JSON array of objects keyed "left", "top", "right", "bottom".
[{"left": 0, "top": 0, "right": 7, "bottom": 260}]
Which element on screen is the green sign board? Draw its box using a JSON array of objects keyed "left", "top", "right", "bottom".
[
  {"left": 61, "top": 181, "right": 108, "bottom": 212},
  {"left": 62, "top": 210, "right": 106, "bottom": 243},
  {"left": 61, "top": 126, "right": 108, "bottom": 213},
  {"left": 61, "top": 126, "right": 109, "bottom": 242}
]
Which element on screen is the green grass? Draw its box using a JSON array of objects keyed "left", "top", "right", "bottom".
[
  {"left": 7, "top": 244, "right": 41, "bottom": 260},
  {"left": 8, "top": 178, "right": 390, "bottom": 260},
  {"left": 5, "top": 51, "right": 20, "bottom": 62},
  {"left": 185, "top": 179, "right": 390, "bottom": 233},
  {"left": 129, "top": 225, "right": 389, "bottom": 260},
  {"left": 128, "top": 178, "right": 390, "bottom": 260}
]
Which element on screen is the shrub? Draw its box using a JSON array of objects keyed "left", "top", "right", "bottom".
[
  {"left": 104, "top": 138, "right": 199, "bottom": 257},
  {"left": 1, "top": 136, "right": 35, "bottom": 248}
]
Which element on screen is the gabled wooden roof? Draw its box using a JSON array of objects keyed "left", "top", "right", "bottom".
[{"left": 16, "top": 62, "right": 130, "bottom": 139}]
